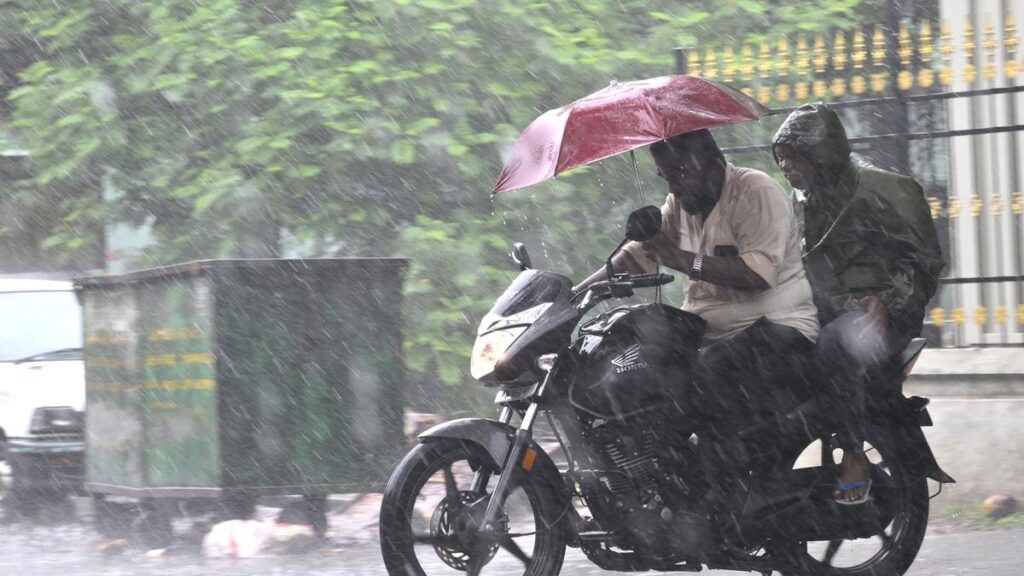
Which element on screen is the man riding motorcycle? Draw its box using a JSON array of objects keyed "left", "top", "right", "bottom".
[
  {"left": 574, "top": 129, "right": 820, "bottom": 520},
  {"left": 383, "top": 126, "right": 951, "bottom": 576}
]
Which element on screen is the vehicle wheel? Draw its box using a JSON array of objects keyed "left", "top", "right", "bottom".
[
  {"left": 129, "top": 500, "right": 174, "bottom": 549},
  {"left": 380, "top": 439, "right": 566, "bottom": 575},
  {"left": 305, "top": 495, "right": 329, "bottom": 538},
  {"left": 279, "top": 495, "right": 330, "bottom": 538},
  {"left": 778, "top": 437, "right": 929, "bottom": 576},
  {"left": 2, "top": 486, "right": 39, "bottom": 521},
  {"left": 94, "top": 494, "right": 138, "bottom": 538}
]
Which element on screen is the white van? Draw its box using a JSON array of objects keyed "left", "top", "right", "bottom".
[{"left": 0, "top": 279, "right": 85, "bottom": 505}]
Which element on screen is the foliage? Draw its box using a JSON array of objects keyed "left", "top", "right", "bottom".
[{"left": 1, "top": 0, "right": 876, "bottom": 409}]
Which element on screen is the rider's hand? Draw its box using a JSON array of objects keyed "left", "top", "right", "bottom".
[
  {"left": 641, "top": 233, "right": 691, "bottom": 272},
  {"left": 640, "top": 241, "right": 661, "bottom": 265},
  {"left": 853, "top": 294, "right": 889, "bottom": 337}
]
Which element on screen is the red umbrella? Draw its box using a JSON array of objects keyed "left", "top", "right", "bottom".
[{"left": 492, "top": 74, "right": 770, "bottom": 196}]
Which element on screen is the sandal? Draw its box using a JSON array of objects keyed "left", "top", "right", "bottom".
[{"left": 833, "top": 478, "right": 873, "bottom": 505}]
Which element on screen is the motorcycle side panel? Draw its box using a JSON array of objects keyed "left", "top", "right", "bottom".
[
  {"left": 871, "top": 421, "right": 955, "bottom": 484},
  {"left": 567, "top": 304, "right": 705, "bottom": 421}
]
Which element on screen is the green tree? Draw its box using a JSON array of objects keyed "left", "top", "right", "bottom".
[{"left": 2, "top": 0, "right": 878, "bottom": 412}]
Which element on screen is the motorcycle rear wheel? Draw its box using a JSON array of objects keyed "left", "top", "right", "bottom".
[
  {"left": 379, "top": 438, "right": 567, "bottom": 576},
  {"left": 778, "top": 438, "right": 929, "bottom": 576}
]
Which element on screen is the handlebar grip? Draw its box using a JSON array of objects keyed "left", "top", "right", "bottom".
[{"left": 630, "top": 273, "right": 675, "bottom": 287}]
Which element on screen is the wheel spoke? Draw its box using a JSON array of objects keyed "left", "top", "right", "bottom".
[
  {"left": 498, "top": 534, "right": 532, "bottom": 566},
  {"left": 442, "top": 463, "right": 460, "bottom": 500},
  {"left": 823, "top": 539, "right": 843, "bottom": 565},
  {"left": 821, "top": 438, "right": 834, "bottom": 465}
]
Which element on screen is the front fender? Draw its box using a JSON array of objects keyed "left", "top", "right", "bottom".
[
  {"left": 419, "top": 418, "right": 515, "bottom": 469},
  {"left": 418, "top": 417, "right": 573, "bottom": 525}
]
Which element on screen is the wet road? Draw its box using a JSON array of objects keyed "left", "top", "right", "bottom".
[
  {"left": 0, "top": 505, "right": 1020, "bottom": 576},
  {"left": 332, "top": 528, "right": 1024, "bottom": 575}
]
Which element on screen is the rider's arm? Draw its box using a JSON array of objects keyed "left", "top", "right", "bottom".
[
  {"left": 873, "top": 177, "right": 944, "bottom": 330},
  {"left": 572, "top": 251, "right": 647, "bottom": 295},
  {"left": 572, "top": 196, "right": 675, "bottom": 295},
  {"left": 576, "top": 231, "right": 769, "bottom": 292},
  {"left": 642, "top": 238, "right": 769, "bottom": 290}
]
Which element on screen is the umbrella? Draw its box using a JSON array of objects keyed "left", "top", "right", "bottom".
[{"left": 492, "top": 74, "right": 771, "bottom": 199}]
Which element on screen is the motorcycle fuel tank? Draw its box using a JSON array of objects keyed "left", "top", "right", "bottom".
[{"left": 567, "top": 304, "right": 705, "bottom": 421}]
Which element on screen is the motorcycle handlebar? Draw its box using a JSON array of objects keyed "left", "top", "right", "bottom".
[
  {"left": 629, "top": 273, "right": 675, "bottom": 288},
  {"left": 572, "top": 273, "right": 675, "bottom": 308}
]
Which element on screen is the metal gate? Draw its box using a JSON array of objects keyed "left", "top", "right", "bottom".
[{"left": 674, "top": 0, "right": 1024, "bottom": 346}]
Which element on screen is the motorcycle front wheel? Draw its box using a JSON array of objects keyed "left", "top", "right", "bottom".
[
  {"left": 779, "top": 436, "right": 929, "bottom": 576},
  {"left": 379, "top": 438, "right": 567, "bottom": 576}
]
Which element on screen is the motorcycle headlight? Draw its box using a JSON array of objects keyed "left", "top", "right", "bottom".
[{"left": 470, "top": 327, "right": 527, "bottom": 380}]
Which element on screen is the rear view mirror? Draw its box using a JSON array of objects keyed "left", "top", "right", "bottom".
[
  {"left": 625, "top": 206, "right": 662, "bottom": 242},
  {"left": 511, "top": 242, "right": 532, "bottom": 271}
]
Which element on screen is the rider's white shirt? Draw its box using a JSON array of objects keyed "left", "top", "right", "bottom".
[{"left": 623, "top": 163, "right": 820, "bottom": 343}]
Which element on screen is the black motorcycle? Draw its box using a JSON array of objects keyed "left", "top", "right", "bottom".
[{"left": 380, "top": 206, "right": 953, "bottom": 576}]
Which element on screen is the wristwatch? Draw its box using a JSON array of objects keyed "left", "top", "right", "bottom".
[{"left": 688, "top": 253, "right": 703, "bottom": 281}]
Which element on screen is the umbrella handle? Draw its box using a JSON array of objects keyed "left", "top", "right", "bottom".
[{"left": 629, "top": 150, "right": 647, "bottom": 205}]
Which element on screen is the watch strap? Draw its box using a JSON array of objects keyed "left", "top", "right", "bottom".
[{"left": 689, "top": 253, "right": 703, "bottom": 281}]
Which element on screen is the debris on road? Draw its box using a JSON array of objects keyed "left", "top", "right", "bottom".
[{"left": 982, "top": 495, "right": 1020, "bottom": 519}]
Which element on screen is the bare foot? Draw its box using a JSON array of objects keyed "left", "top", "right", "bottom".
[{"left": 834, "top": 450, "right": 872, "bottom": 504}]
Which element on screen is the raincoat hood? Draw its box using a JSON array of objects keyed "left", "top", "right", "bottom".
[
  {"left": 785, "top": 103, "right": 945, "bottom": 338},
  {"left": 771, "top": 103, "right": 851, "bottom": 169}
]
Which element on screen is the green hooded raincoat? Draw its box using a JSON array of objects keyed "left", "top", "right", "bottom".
[{"left": 772, "top": 104, "right": 944, "bottom": 338}]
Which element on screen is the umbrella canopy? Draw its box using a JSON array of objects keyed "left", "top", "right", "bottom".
[{"left": 492, "top": 75, "right": 771, "bottom": 194}]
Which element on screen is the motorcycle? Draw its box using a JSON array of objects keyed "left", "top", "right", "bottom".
[{"left": 380, "top": 206, "right": 953, "bottom": 576}]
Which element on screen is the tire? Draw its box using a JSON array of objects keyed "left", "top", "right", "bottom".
[
  {"left": 2, "top": 486, "right": 39, "bottom": 521},
  {"left": 129, "top": 500, "right": 174, "bottom": 549},
  {"left": 305, "top": 495, "right": 329, "bottom": 538},
  {"left": 277, "top": 495, "right": 329, "bottom": 538},
  {"left": 778, "top": 437, "right": 929, "bottom": 576},
  {"left": 380, "top": 439, "right": 567, "bottom": 575},
  {"left": 3, "top": 485, "right": 68, "bottom": 522}
]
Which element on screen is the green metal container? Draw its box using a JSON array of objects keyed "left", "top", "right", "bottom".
[{"left": 76, "top": 258, "right": 408, "bottom": 499}]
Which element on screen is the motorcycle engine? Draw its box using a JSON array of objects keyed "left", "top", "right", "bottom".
[
  {"left": 579, "top": 418, "right": 710, "bottom": 556},
  {"left": 598, "top": 426, "right": 662, "bottom": 508}
]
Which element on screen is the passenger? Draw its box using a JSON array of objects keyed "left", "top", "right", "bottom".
[{"left": 772, "top": 103, "right": 944, "bottom": 504}]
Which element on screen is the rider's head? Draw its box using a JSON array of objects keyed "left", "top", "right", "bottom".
[
  {"left": 650, "top": 129, "right": 726, "bottom": 216},
  {"left": 771, "top": 103, "right": 851, "bottom": 193}
]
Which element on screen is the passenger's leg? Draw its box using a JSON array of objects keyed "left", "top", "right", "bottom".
[{"left": 817, "top": 310, "right": 899, "bottom": 502}]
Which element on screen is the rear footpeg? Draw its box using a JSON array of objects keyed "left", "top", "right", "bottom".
[{"left": 577, "top": 530, "right": 617, "bottom": 542}]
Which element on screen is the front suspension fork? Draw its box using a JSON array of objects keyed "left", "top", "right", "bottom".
[{"left": 478, "top": 372, "right": 551, "bottom": 530}]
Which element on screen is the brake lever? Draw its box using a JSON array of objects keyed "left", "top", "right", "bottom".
[{"left": 609, "top": 281, "right": 634, "bottom": 298}]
